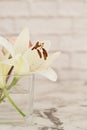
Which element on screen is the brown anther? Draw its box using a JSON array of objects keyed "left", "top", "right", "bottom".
[
  {"left": 32, "top": 41, "right": 40, "bottom": 50},
  {"left": 42, "top": 48, "right": 48, "bottom": 60},
  {"left": 37, "top": 49, "right": 42, "bottom": 58},
  {"left": 32, "top": 46, "right": 35, "bottom": 50},
  {"left": 35, "top": 42, "right": 40, "bottom": 48}
]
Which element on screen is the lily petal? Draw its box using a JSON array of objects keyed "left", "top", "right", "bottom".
[
  {"left": 14, "top": 56, "right": 29, "bottom": 75},
  {"left": 42, "top": 52, "right": 61, "bottom": 69},
  {"left": 14, "top": 28, "right": 30, "bottom": 54},
  {"left": 38, "top": 67, "right": 57, "bottom": 81},
  {"left": 0, "top": 36, "right": 14, "bottom": 56},
  {"left": 24, "top": 49, "right": 44, "bottom": 72},
  {"left": 0, "top": 54, "right": 20, "bottom": 66}
]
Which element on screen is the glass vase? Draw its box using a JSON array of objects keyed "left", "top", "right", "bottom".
[{"left": 0, "top": 74, "right": 35, "bottom": 125}]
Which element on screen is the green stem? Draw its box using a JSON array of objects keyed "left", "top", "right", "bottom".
[
  {"left": 7, "top": 77, "right": 18, "bottom": 90},
  {"left": 0, "top": 77, "right": 18, "bottom": 102},
  {"left": 3, "top": 87, "right": 26, "bottom": 117}
]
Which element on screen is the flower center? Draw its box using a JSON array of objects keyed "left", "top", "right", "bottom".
[{"left": 32, "top": 42, "right": 48, "bottom": 60}]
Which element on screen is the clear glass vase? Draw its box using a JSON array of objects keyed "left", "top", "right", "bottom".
[{"left": 0, "top": 74, "right": 35, "bottom": 125}]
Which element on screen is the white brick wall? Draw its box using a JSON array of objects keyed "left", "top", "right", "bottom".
[
  {"left": 0, "top": 1, "right": 29, "bottom": 17},
  {"left": 0, "top": 0, "right": 87, "bottom": 82},
  {"left": 58, "top": 0, "right": 85, "bottom": 17}
]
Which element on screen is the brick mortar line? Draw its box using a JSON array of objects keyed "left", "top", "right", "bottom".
[
  {"left": 58, "top": 68, "right": 87, "bottom": 71},
  {"left": 6, "top": 34, "right": 74, "bottom": 37},
  {"left": 4, "top": 33, "right": 73, "bottom": 36},
  {"left": 52, "top": 51, "right": 87, "bottom": 53},
  {"left": 59, "top": 78, "right": 87, "bottom": 81},
  {"left": 0, "top": 0, "right": 20, "bottom": 2},
  {"left": 0, "top": 14, "right": 87, "bottom": 20}
]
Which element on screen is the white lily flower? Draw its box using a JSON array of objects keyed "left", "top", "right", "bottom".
[
  {"left": 24, "top": 42, "right": 60, "bottom": 81},
  {"left": 0, "top": 28, "right": 60, "bottom": 81}
]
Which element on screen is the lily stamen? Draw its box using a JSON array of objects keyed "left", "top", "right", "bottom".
[
  {"left": 37, "top": 49, "right": 42, "bottom": 58},
  {"left": 42, "top": 48, "right": 48, "bottom": 60},
  {"left": 31, "top": 42, "right": 48, "bottom": 60},
  {"left": 32, "top": 41, "right": 40, "bottom": 50}
]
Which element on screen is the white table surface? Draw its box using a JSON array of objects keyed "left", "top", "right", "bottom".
[{"left": 0, "top": 79, "right": 87, "bottom": 130}]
